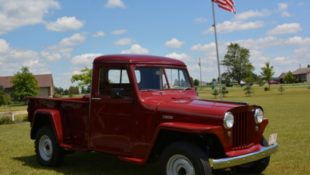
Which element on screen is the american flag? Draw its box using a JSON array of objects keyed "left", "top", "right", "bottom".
[{"left": 212, "top": 0, "right": 235, "bottom": 13}]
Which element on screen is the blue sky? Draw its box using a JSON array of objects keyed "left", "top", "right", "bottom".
[{"left": 0, "top": 0, "right": 309, "bottom": 88}]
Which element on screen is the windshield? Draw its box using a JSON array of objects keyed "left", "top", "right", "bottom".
[{"left": 135, "top": 67, "right": 192, "bottom": 90}]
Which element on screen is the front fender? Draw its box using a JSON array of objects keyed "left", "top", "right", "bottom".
[{"left": 142, "top": 122, "right": 224, "bottom": 163}]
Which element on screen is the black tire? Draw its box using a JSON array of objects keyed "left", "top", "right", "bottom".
[
  {"left": 233, "top": 138, "right": 270, "bottom": 174},
  {"left": 160, "top": 141, "right": 212, "bottom": 175},
  {"left": 35, "top": 126, "right": 64, "bottom": 166}
]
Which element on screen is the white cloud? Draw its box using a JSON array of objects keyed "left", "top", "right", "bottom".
[
  {"left": 278, "top": 3, "right": 288, "bottom": 11},
  {"left": 235, "top": 10, "right": 269, "bottom": 21},
  {"left": 105, "top": 0, "right": 126, "bottom": 8},
  {"left": 165, "top": 38, "right": 183, "bottom": 48},
  {"left": 0, "top": 39, "right": 10, "bottom": 53},
  {"left": 268, "top": 23, "right": 301, "bottom": 35},
  {"left": 59, "top": 33, "right": 86, "bottom": 47},
  {"left": 0, "top": 39, "right": 49, "bottom": 76},
  {"left": 191, "top": 43, "right": 215, "bottom": 52},
  {"left": 46, "top": 16, "right": 84, "bottom": 32},
  {"left": 41, "top": 33, "right": 86, "bottom": 61},
  {"left": 71, "top": 53, "right": 101, "bottom": 65},
  {"left": 277, "top": 3, "right": 291, "bottom": 18},
  {"left": 194, "top": 17, "right": 207, "bottom": 23},
  {"left": 121, "top": 44, "right": 149, "bottom": 54},
  {"left": 205, "top": 20, "right": 263, "bottom": 34},
  {"left": 281, "top": 11, "right": 291, "bottom": 17},
  {"left": 0, "top": 0, "right": 60, "bottom": 35},
  {"left": 165, "top": 52, "right": 191, "bottom": 62},
  {"left": 285, "top": 36, "right": 310, "bottom": 45},
  {"left": 111, "top": 29, "right": 127, "bottom": 35},
  {"left": 114, "top": 37, "right": 132, "bottom": 46},
  {"left": 93, "top": 31, "right": 106, "bottom": 37}
]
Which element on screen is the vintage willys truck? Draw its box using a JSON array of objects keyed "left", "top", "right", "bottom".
[{"left": 28, "top": 54, "right": 278, "bottom": 175}]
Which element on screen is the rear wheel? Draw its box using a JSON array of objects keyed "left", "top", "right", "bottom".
[
  {"left": 160, "top": 142, "right": 212, "bottom": 175},
  {"left": 35, "top": 126, "right": 64, "bottom": 166},
  {"left": 233, "top": 138, "right": 270, "bottom": 174}
]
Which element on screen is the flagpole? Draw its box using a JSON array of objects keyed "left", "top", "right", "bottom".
[
  {"left": 211, "top": 0, "right": 222, "bottom": 99},
  {"left": 199, "top": 57, "right": 202, "bottom": 88}
]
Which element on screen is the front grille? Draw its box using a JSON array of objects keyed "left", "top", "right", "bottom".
[{"left": 232, "top": 111, "right": 256, "bottom": 150}]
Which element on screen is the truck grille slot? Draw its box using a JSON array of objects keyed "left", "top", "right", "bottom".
[{"left": 232, "top": 111, "right": 255, "bottom": 150}]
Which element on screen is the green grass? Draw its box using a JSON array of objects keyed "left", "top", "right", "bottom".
[
  {"left": 0, "top": 85, "right": 310, "bottom": 174},
  {"left": 0, "top": 105, "right": 27, "bottom": 112}
]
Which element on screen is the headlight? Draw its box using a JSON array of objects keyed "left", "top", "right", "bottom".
[
  {"left": 223, "top": 112, "right": 234, "bottom": 129},
  {"left": 254, "top": 108, "right": 264, "bottom": 124}
]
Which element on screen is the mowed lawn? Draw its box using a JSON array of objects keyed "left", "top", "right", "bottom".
[{"left": 0, "top": 85, "right": 310, "bottom": 175}]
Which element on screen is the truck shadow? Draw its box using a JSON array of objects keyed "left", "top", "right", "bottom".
[
  {"left": 14, "top": 153, "right": 265, "bottom": 175},
  {"left": 14, "top": 152, "right": 157, "bottom": 175}
]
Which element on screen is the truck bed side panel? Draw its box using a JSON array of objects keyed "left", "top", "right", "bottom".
[{"left": 28, "top": 98, "right": 90, "bottom": 150}]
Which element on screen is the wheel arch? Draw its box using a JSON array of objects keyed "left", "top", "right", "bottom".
[
  {"left": 31, "top": 109, "right": 64, "bottom": 146},
  {"left": 146, "top": 123, "right": 225, "bottom": 162}
]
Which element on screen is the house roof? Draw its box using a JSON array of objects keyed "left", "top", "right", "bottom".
[
  {"left": 0, "top": 74, "right": 53, "bottom": 89},
  {"left": 292, "top": 67, "right": 310, "bottom": 75}
]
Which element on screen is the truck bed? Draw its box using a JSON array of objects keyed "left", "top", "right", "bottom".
[{"left": 28, "top": 96, "right": 90, "bottom": 150}]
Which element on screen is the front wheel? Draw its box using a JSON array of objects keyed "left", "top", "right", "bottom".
[
  {"left": 35, "top": 126, "right": 64, "bottom": 166},
  {"left": 160, "top": 142, "right": 212, "bottom": 175}
]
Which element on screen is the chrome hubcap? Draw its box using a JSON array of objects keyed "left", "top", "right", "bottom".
[
  {"left": 167, "top": 154, "right": 195, "bottom": 175},
  {"left": 39, "top": 135, "right": 53, "bottom": 161}
]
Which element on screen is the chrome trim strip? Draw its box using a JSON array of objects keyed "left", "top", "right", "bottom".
[{"left": 209, "top": 144, "right": 278, "bottom": 170}]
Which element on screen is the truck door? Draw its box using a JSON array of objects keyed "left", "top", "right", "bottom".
[{"left": 90, "top": 65, "right": 135, "bottom": 154}]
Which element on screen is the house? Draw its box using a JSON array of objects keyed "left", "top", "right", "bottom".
[
  {"left": 0, "top": 74, "right": 54, "bottom": 97},
  {"left": 292, "top": 65, "right": 310, "bottom": 82}
]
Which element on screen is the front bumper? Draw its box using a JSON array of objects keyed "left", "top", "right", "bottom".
[{"left": 209, "top": 144, "right": 278, "bottom": 169}]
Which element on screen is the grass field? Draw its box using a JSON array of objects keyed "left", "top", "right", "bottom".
[
  {"left": 0, "top": 85, "right": 310, "bottom": 175},
  {"left": 0, "top": 105, "right": 27, "bottom": 112}
]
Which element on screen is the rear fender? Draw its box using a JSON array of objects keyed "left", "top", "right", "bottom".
[{"left": 31, "top": 109, "right": 64, "bottom": 146}]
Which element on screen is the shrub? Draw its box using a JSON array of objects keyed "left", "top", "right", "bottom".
[
  {"left": 278, "top": 85, "right": 285, "bottom": 95},
  {"left": 244, "top": 84, "right": 253, "bottom": 96},
  {"left": 212, "top": 89, "right": 219, "bottom": 99},
  {"left": 0, "top": 116, "right": 14, "bottom": 125},
  {"left": 221, "top": 86, "right": 229, "bottom": 97}
]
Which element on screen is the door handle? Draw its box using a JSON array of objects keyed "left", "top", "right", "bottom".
[{"left": 92, "top": 97, "right": 102, "bottom": 101}]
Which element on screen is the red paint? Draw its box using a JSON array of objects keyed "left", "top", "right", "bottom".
[{"left": 28, "top": 54, "right": 270, "bottom": 164}]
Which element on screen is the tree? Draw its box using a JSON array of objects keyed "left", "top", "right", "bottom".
[
  {"left": 283, "top": 71, "right": 295, "bottom": 84},
  {"left": 11, "top": 67, "right": 39, "bottom": 102},
  {"left": 71, "top": 67, "right": 92, "bottom": 93},
  {"left": 260, "top": 62, "right": 274, "bottom": 89},
  {"left": 278, "top": 85, "right": 285, "bottom": 95},
  {"left": 221, "top": 85, "right": 229, "bottom": 97},
  {"left": 193, "top": 79, "right": 200, "bottom": 86},
  {"left": 212, "top": 89, "right": 219, "bottom": 99},
  {"left": 222, "top": 43, "right": 254, "bottom": 85},
  {"left": 68, "top": 86, "right": 79, "bottom": 97},
  {"left": 54, "top": 86, "right": 65, "bottom": 96},
  {"left": 0, "top": 87, "right": 11, "bottom": 106},
  {"left": 244, "top": 84, "right": 253, "bottom": 97}
]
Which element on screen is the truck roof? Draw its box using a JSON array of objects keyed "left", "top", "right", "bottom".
[{"left": 93, "top": 54, "right": 186, "bottom": 66}]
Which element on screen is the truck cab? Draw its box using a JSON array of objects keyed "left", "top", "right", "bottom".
[{"left": 28, "top": 54, "right": 278, "bottom": 175}]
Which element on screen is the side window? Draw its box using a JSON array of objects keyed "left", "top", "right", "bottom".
[{"left": 99, "top": 67, "right": 132, "bottom": 98}]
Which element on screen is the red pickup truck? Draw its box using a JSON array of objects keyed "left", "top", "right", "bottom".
[{"left": 28, "top": 54, "right": 278, "bottom": 175}]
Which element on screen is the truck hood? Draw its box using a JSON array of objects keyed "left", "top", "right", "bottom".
[{"left": 140, "top": 93, "right": 247, "bottom": 120}]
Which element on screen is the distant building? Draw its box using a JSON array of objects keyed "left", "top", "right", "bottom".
[
  {"left": 292, "top": 65, "right": 310, "bottom": 83},
  {"left": 0, "top": 74, "right": 54, "bottom": 97}
]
